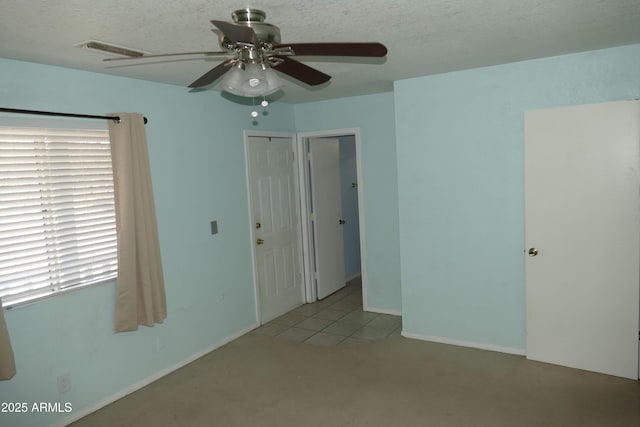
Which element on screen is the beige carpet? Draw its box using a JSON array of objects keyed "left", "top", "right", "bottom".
[{"left": 72, "top": 333, "right": 640, "bottom": 427}]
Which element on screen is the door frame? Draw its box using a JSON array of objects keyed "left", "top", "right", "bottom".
[
  {"left": 243, "top": 130, "right": 305, "bottom": 324},
  {"left": 296, "top": 129, "right": 369, "bottom": 308}
]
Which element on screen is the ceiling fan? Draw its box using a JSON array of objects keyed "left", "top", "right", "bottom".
[{"left": 102, "top": 8, "right": 388, "bottom": 98}]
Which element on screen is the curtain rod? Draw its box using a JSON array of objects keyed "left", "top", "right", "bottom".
[{"left": 0, "top": 107, "right": 148, "bottom": 124}]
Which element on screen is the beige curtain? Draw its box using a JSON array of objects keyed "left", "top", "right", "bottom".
[
  {"left": 108, "top": 113, "right": 166, "bottom": 332},
  {"left": 0, "top": 303, "right": 16, "bottom": 380}
]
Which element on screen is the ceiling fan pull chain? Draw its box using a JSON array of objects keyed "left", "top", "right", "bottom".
[{"left": 250, "top": 97, "right": 259, "bottom": 118}]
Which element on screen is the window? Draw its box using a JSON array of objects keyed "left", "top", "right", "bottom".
[{"left": 0, "top": 124, "right": 117, "bottom": 308}]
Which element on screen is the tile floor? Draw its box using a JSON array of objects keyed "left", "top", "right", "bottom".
[{"left": 251, "top": 277, "right": 402, "bottom": 346}]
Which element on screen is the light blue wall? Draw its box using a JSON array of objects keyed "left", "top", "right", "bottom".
[
  {"left": 395, "top": 44, "right": 640, "bottom": 351},
  {"left": 295, "top": 94, "right": 402, "bottom": 313},
  {"left": 0, "top": 58, "right": 295, "bottom": 427},
  {"left": 6, "top": 41, "right": 640, "bottom": 426},
  {"left": 338, "top": 135, "right": 361, "bottom": 279}
]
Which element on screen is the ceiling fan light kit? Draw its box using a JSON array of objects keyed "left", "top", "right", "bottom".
[
  {"left": 98, "top": 7, "right": 387, "bottom": 114},
  {"left": 221, "top": 62, "right": 283, "bottom": 98}
]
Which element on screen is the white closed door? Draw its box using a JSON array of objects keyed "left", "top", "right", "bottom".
[
  {"left": 309, "top": 138, "right": 345, "bottom": 299},
  {"left": 246, "top": 136, "right": 303, "bottom": 323},
  {"left": 525, "top": 100, "right": 640, "bottom": 379}
]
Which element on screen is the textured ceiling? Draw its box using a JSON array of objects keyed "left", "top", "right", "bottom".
[{"left": 1, "top": 0, "right": 639, "bottom": 103}]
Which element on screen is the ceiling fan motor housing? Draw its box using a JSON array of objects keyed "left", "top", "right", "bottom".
[{"left": 225, "top": 8, "right": 281, "bottom": 45}]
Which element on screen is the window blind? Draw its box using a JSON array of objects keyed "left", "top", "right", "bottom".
[{"left": 0, "top": 126, "right": 117, "bottom": 307}]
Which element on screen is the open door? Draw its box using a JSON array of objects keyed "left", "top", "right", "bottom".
[
  {"left": 525, "top": 100, "right": 640, "bottom": 379},
  {"left": 309, "top": 137, "right": 346, "bottom": 299}
]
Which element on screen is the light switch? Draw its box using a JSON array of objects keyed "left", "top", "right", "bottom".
[{"left": 210, "top": 220, "right": 218, "bottom": 235}]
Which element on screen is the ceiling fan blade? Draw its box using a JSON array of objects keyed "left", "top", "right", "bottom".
[
  {"left": 104, "top": 51, "right": 231, "bottom": 62},
  {"left": 274, "top": 42, "right": 387, "bottom": 58},
  {"left": 272, "top": 57, "right": 330, "bottom": 86},
  {"left": 211, "top": 20, "right": 259, "bottom": 45},
  {"left": 188, "top": 60, "right": 233, "bottom": 88}
]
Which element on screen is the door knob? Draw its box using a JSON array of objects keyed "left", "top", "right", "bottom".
[
  {"left": 339, "top": 219, "right": 346, "bottom": 225},
  {"left": 528, "top": 247, "right": 539, "bottom": 257},
  {"left": 256, "top": 238, "right": 264, "bottom": 245}
]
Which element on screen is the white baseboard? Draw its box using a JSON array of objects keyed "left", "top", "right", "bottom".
[
  {"left": 54, "top": 323, "right": 259, "bottom": 427},
  {"left": 401, "top": 331, "right": 525, "bottom": 356},
  {"left": 364, "top": 305, "right": 402, "bottom": 316}
]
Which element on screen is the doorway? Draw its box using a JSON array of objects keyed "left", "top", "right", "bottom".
[
  {"left": 297, "top": 129, "right": 367, "bottom": 308},
  {"left": 245, "top": 129, "right": 367, "bottom": 324}
]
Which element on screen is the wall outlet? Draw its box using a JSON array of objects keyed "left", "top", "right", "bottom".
[
  {"left": 57, "top": 372, "right": 72, "bottom": 394},
  {"left": 210, "top": 220, "right": 218, "bottom": 235}
]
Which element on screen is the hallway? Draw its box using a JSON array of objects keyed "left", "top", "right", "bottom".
[{"left": 251, "top": 276, "right": 402, "bottom": 346}]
